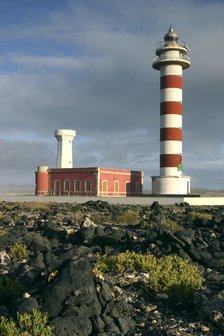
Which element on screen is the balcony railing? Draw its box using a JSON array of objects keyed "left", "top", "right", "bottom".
[
  {"left": 152, "top": 54, "right": 190, "bottom": 64},
  {"left": 155, "top": 41, "right": 189, "bottom": 52}
]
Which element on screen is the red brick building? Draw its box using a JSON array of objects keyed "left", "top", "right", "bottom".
[{"left": 35, "top": 166, "right": 143, "bottom": 197}]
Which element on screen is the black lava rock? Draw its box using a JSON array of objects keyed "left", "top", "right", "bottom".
[{"left": 1, "top": 201, "right": 224, "bottom": 336}]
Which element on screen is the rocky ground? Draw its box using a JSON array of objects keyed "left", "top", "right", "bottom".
[{"left": 0, "top": 200, "right": 224, "bottom": 335}]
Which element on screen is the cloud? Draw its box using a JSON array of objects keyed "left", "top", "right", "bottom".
[
  {"left": 11, "top": 55, "right": 85, "bottom": 71},
  {"left": 0, "top": 0, "right": 223, "bottom": 189},
  {"left": 0, "top": 138, "right": 55, "bottom": 185}
]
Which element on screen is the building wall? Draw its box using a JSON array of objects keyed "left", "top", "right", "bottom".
[
  {"left": 48, "top": 168, "right": 98, "bottom": 196},
  {"left": 99, "top": 168, "right": 143, "bottom": 196},
  {"left": 35, "top": 167, "right": 143, "bottom": 197}
]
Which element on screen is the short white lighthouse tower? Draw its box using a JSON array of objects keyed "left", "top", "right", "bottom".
[
  {"left": 152, "top": 26, "right": 191, "bottom": 195},
  {"left": 55, "top": 129, "right": 76, "bottom": 168}
]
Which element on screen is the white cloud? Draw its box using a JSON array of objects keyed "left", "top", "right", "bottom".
[
  {"left": 11, "top": 55, "right": 85, "bottom": 71},
  {"left": 0, "top": 0, "right": 223, "bottom": 189}
]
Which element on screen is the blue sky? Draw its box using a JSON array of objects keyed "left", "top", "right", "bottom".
[{"left": 0, "top": 0, "right": 223, "bottom": 190}]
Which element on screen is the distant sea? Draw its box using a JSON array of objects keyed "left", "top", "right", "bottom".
[
  {"left": 0, "top": 185, "right": 34, "bottom": 195},
  {"left": 1, "top": 185, "right": 224, "bottom": 197}
]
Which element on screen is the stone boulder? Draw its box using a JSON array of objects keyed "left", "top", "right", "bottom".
[
  {"left": 199, "top": 290, "right": 224, "bottom": 331},
  {"left": 23, "top": 232, "right": 51, "bottom": 253},
  {"left": 51, "top": 315, "right": 92, "bottom": 336},
  {"left": 42, "top": 258, "right": 101, "bottom": 318}
]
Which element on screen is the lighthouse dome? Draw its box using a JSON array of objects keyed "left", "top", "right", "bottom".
[{"left": 164, "top": 26, "right": 178, "bottom": 43}]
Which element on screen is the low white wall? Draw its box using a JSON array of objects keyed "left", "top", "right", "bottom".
[
  {"left": 184, "top": 197, "right": 224, "bottom": 206},
  {"left": 0, "top": 195, "right": 224, "bottom": 206},
  {"left": 0, "top": 195, "right": 183, "bottom": 205}
]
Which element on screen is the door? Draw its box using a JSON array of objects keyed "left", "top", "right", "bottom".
[{"left": 54, "top": 180, "right": 60, "bottom": 196}]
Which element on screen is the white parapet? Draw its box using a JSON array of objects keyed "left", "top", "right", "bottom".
[
  {"left": 37, "top": 165, "right": 48, "bottom": 173},
  {"left": 152, "top": 175, "right": 191, "bottom": 195},
  {"left": 54, "top": 129, "right": 76, "bottom": 168}
]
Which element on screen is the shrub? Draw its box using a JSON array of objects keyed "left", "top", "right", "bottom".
[
  {"left": 23, "top": 202, "right": 50, "bottom": 211},
  {"left": 191, "top": 212, "right": 212, "bottom": 221},
  {"left": 140, "top": 219, "right": 182, "bottom": 232},
  {"left": 0, "top": 310, "right": 54, "bottom": 336},
  {"left": 0, "top": 278, "right": 23, "bottom": 296},
  {"left": 90, "top": 211, "right": 113, "bottom": 225},
  {"left": 8, "top": 242, "right": 29, "bottom": 260},
  {"left": 149, "top": 255, "right": 203, "bottom": 297},
  {"left": 72, "top": 209, "right": 85, "bottom": 223},
  {"left": 95, "top": 251, "right": 203, "bottom": 297},
  {"left": 115, "top": 209, "right": 140, "bottom": 225},
  {"left": 0, "top": 316, "right": 18, "bottom": 336},
  {"left": 95, "top": 251, "right": 156, "bottom": 274},
  {"left": 0, "top": 213, "right": 5, "bottom": 221},
  {"left": 162, "top": 219, "right": 182, "bottom": 231},
  {"left": 0, "top": 203, "right": 17, "bottom": 211},
  {"left": 0, "top": 229, "right": 7, "bottom": 237}
]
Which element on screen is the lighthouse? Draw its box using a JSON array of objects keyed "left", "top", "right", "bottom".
[
  {"left": 55, "top": 129, "right": 76, "bottom": 168},
  {"left": 151, "top": 26, "right": 191, "bottom": 195}
]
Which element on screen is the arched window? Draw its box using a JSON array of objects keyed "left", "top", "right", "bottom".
[
  {"left": 114, "top": 181, "right": 119, "bottom": 193},
  {"left": 102, "top": 180, "right": 108, "bottom": 194}
]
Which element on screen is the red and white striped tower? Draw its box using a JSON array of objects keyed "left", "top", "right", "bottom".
[{"left": 152, "top": 26, "right": 191, "bottom": 195}]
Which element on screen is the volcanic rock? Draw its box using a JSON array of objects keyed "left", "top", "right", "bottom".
[{"left": 1, "top": 201, "right": 224, "bottom": 335}]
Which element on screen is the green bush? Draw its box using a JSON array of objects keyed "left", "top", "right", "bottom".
[
  {"left": 0, "top": 203, "right": 17, "bottom": 211},
  {"left": 0, "top": 213, "right": 5, "bottom": 221},
  {"left": 0, "top": 278, "right": 23, "bottom": 296},
  {"left": 140, "top": 219, "right": 181, "bottom": 232},
  {"left": 23, "top": 202, "right": 50, "bottom": 211},
  {"left": 95, "top": 251, "right": 203, "bottom": 297},
  {"left": 0, "top": 310, "right": 54, "bottom": 336},
  {"left": 191, "top": 212, "right": 212, "bottom": 221},
  {"left": 72, "top": 209, "right": 85, "bottom": 223},
  {"left": 115, "top": 209, "right": 140, "bottom": 225},
  {"left": 8, "top": 242, "right": 29, "bottom": 260},
  {"left": 95, "top": 251, "right": 157, "bottom": 274},
  {"left": 148, "top": 255, "right": 203, "bottom": 297},
  {"left": 0, "top": 229, "right": 7, "bottom": 237},
  {"left": 90, "top": 211, "right": 113, "bottom": 225}
]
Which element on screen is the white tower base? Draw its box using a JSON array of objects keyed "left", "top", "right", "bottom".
[{"left": 152, "top": 176, "right": 191, "bottom": 195}]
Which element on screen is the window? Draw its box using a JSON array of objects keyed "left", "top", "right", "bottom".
[
  {"left": 85, "top": 180, "right": 91, "bottom": 192},
  {"left": 126, "top": 182, "right": 130, "bottom": 193},
  {"left": 74, "top": 180, "right": 80, "bottom": 192},
  {"left": 114, "top": 181, "right": 119, "bottom": 193},
  {"left": 54, "top": 180, "right": 60, "bottom": 196},
  {"left": 135, "top": 182, "right": 140, "bottom": 193},
  {"left": 102, "top": 180, "right": 108, "bottom": 192},
  {"left": 64, "top": 180, "right": 70, "bottom": 192}
]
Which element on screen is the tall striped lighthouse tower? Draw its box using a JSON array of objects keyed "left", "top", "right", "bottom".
[{"left": 152, "top": 26, "right": 191, "bottom": 195}]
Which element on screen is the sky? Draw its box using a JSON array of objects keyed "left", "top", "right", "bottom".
[{"left": 0, "top": 0, "right": 223, "bottom": 190}]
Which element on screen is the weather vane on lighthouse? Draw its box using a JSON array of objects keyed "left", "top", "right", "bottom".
[{"left": 151, "top": 26, "right": 191, "bottom": 195}]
